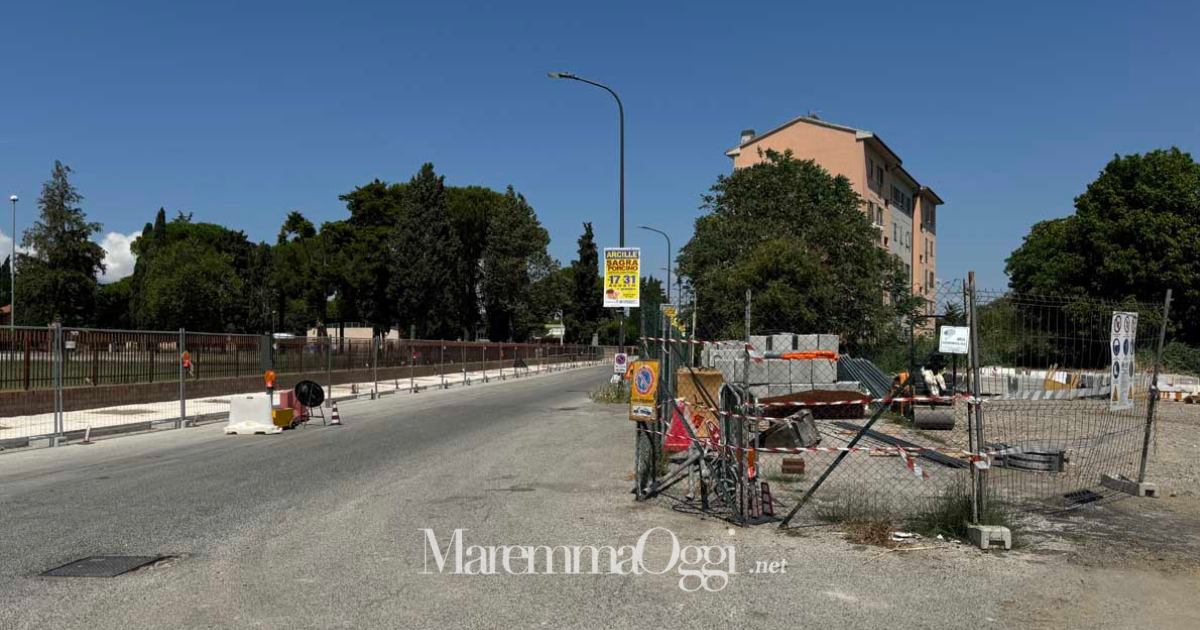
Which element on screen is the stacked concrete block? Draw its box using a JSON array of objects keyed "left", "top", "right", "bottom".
[
  {"left": 699, "top": 332, "right": 853, "bottom": 401},
  {"left": 769, "top": 333, "right": 796, "bottom": 352},
  {"left": 788, "top": 359, "right": 837, "bottom": 386}
]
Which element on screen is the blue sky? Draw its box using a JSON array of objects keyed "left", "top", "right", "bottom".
[{"left": 1, "top": 0, "right": 1196, "bottom": 291}]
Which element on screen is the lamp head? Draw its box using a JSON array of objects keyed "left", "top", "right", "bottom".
[
  {"left": 547, "top": 71, "right": 576, "bottom": 80},
  {"left": 8, "top": 195, "right": 16, "bottom": 202}
]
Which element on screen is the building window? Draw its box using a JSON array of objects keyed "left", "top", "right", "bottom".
[
  {"left": 875, "top": 165, "right": 884, "bottom": 188},
  {"left": 876, "top": 206, "right": 884, "bottom": 225}
]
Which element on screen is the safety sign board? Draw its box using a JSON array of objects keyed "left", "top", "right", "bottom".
[
  {"left": 938, "top": 326, "right": 970, "bottom": 355},
  {"left": 603, "top": 248, "right": 640, "bottom": 308},
  {"left": 628, "top": 360, "right": 659, "bottom": 422},
  {"left": 1110, "top": 311, "right": 1138, "bottom": 411}
]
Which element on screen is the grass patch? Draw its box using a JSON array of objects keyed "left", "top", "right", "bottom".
[
  {"left": 904, "top": 484, "right": 1012, "bottom": 541},
  {"left": 589, "top": 381, "right": 630, "bottom": 404}
]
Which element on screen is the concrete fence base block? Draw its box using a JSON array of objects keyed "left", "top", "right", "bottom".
[
  {"left": 967, "top": 524, "right": 1012, "bottom": 550},
  {"left": 1100, "top": 473, "right": 1159, "bottom": 498}
]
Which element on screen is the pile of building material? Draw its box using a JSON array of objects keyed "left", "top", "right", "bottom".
[{"left": 701, "top": 333, "right": 862, "bottom": 399}]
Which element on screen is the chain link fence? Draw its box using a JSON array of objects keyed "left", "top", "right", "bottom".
[
  {"left": 1, "top": 324, "right": 605, "bottom": 451},
  {"left": 635, "top": 278, "right": 1173, "bottom": 532}
]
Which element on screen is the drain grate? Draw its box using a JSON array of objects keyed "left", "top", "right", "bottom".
[{"left": 42, "top": 555, "right": 164, "bottom": 578}]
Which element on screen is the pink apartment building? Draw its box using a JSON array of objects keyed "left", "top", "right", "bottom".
[{"left": 726, "top": 114, "right": 944, "bottom": 298}]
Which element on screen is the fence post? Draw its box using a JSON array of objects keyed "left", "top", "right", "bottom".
[
  {"left": 373, "top": 334, "right": 380, "bottom": 399},
  {"left": 325, "top": 335, "right": 333, "bottom": 405},
  {"left": 409, "top": 341, "right": 417, "bottom": 394},
  {"left": 482, "top": 345, "right": 489, "bottom": 383},
  {"left": 1138, "top": 289, "right": 1173, "bottom": 483},
  {"left": 462, "top": 342, "right": 469, "bottom": 386},
  {"left": 51, "top": 323, "right": 63, "bottom": 446},
  {"left": 731, "top": 290, "right": 750, "bottom": 523},
  {"left": 178, "top": 328, "right": 186, "bottom": 429},
  {"left": 439, "top": 342, "right": 447, "bottom": 389},
  {"left": 966, "top": 271, "right": 986, "bottom": 523}
]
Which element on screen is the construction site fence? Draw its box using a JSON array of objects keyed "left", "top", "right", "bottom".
[
  {"left": 0, "top": 324, "right": 619, "bottom": 451},
  {"left": 634, "top": 278, "right": 1175, "bottom": 529}
]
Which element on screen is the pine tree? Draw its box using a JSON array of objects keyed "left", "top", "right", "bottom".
[
  {"left": 15, "top": 161, "right": 106, "bottom": 325},
  {"left": 388, "top": 164, "right": 461, "bottom": 338}
]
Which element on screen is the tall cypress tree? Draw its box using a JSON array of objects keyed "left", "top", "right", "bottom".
[
  {"left": 569, "top": 222, "right": 602, "bottom": 343},
  {"left": 15, "top": 161, "right": 106, "bottom": 325}
]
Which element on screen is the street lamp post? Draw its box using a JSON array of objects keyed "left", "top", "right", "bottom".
[
  {"left": 8, "top": 194, "right": 16, "bottom": 331},
  {"left": 548, "top": 71, "right": 626, "bottom": 350},
  {"left": 638, "top": 225, "right": 674, "bottom": 305}
]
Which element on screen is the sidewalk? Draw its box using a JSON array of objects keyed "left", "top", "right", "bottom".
[{"left": 0, "top": 359, "right": 602, "bottom": 448}]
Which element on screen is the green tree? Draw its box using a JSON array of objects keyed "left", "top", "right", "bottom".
[
  {"left": 96, "top": 276, "right": 134, "bottom": 329},
  {"left": 480, "top": 187, "right": 550, "bottom": 341},
  {"left": 129, "top": 212, "right": 260, "bottom": 331},
  {"left": 446, "top": 186, "right": 504, "bottom": 338},
  {"left": 0, "top": 255, "right": 10, "bottom": 311},
  {"left": 678, "top": 150, "right": 918, "bottom": 346},
  {"left": 1007, "top": 148, "right": 1200, "bottom": 344},
  {"left": 331, "top": 179, "right": 408, "bottom": 333},
  {"left": 15, "top": 161, "right": 106, "bottom": 325},
  {"left": 271, "top": 211, "right": 328, "bottom": 333},
  {"left": 388, "top": 164, "right": 460, "bottom": 338},
  {"left": 567, "top": 222, "right": 603, "bottom": 343}
]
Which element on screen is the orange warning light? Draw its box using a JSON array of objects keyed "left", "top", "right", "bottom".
[{"left": 264, "top": 369, "right": 277, "bottom": 388}]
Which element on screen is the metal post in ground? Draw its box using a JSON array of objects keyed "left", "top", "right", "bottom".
[
  {"left": 325, "top": 336, "right": 333, "bottom": 405},
  {"left": 1138, "top": 289, "right": 1173, "bottom": 483},
  {"left": 409, "top": 341, "right": 417, "bottom": 394},
  {"left": 462, "top": 342, "right": 469, "bottom": 386},
  {"left": 740, "top": 289, "right": 752, "bottom": 524},
  {"left": 440, "top": 342, "right": 447, "bottom": 389},
  {"left": 967, "top": 272, "right": 986, "bottom": 523},
  {"left": 373, "top": 334, "right": 380, "bottom": 399},
  {"left": 51, "top": 323, "right": 63, "bottom": 446},
  {"left": 178, "top": 328, "right": 186, "bottom": 429},
  {"left": 482, "top": 345, "right": 489, "bottom": 383}
]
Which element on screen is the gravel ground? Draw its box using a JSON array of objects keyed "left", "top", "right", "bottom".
[{"left": 0, "top": 369, "right": 1197, "bottom": 629}]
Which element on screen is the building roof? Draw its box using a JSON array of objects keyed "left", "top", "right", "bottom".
[{"left": 727, "top": 114, "right": 943, "bottom": 206}]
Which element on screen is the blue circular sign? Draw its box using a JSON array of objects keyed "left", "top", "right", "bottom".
[{"left": 635, "top": 366, "right": 654, "bottom": 394}]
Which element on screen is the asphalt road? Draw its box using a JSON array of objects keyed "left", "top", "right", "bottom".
[{"left": 1, "top": 365, "right": 1197, "bottom": 629}]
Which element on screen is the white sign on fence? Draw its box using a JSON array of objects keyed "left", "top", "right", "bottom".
[
  {"left": 938, "top": 326, "right": 970, "bottom": 355},
  {"left": 612, "top": 352, "right": 628, "bottom": 375},
  {"left": 1110, "top": 311, "right": 1138, "bottom": 411}
]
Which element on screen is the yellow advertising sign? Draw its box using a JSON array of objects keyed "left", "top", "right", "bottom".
[
  {"left": 660, "top": 304, "right": 684, "bottom": 331},
  {"left": 603, "top": 248, "right": 640, "bottom": 308},
  {"left": 629, "top": 360, "right": 659, "bottom": 422}
]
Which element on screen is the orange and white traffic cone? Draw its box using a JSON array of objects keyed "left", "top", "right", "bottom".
[{"left": 331, "top": 403, "right": 342, "bottom": 426}]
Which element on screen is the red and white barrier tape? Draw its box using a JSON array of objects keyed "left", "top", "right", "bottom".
[{"left": 635, "top": 425, "right": 992, "bottom": 464}]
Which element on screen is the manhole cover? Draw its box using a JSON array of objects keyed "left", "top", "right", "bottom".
[
  {"left": 556, "top": 406, "right": 579, "bottom": 411},
  {"left": 42, "top": 555, "right": 164, "bottom": 578}
]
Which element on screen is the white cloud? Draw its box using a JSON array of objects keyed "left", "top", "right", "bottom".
[
  {"left": 0, "top": 229, "right": 29, "bottom": 264},
  {"left": 98, "top": 231, "right": 140, "bottom": 283},
  {"left": 0, "top": 228, "right": 138, "bottom": 283}
]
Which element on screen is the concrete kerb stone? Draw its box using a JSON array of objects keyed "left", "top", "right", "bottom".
[
  {"left": 1100, "top": 473, "right": 1159, "bottom": 498},
  {"left": 967, "top": 525, "right": 1012, "bottom": 550}
]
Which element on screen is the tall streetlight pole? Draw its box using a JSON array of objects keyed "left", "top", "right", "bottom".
[
  {"left": 8, "top": 194, "right": 16, "bottom": 331},
  {"left": 548, "top": 71, "right": 627, "bottom": 349},
  {"left": 638, "top": 225, "right": 674, "bottom": 305}
]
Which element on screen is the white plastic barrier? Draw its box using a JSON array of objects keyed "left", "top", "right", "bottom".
[{"left": 224, "top": 393, "right": 280, "bottom": 435}]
